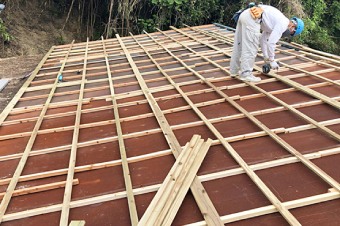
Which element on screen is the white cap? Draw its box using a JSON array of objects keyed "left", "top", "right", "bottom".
[{"left": 0, "top": 4, "right": 5, "bottom": 10}]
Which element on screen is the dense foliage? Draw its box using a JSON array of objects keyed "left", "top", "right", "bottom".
[
  {"left": 299, "top": 0, "right": 340, "bottom": 54},
  {"left": 1, "top": 0, "right": 339, "bottom": 54}
]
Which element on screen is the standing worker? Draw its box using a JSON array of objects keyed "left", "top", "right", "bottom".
[{"left": 229, "top": 4, "right": 304, "bottom": 82}]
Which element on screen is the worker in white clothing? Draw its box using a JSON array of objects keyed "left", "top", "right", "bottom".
[
  {"left": 230, "top": 4, "right": 304, "bottom": 82},
  {"left": 0, "top": 4, "right": 4, "bottom": 16}
]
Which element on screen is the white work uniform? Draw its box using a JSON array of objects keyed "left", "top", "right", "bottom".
[
  {"left": 230, "top": 5, "right": 289, "bottom": 76},
  {"left": 230, "top": 9, "right": 261, "bottom": 76},
  {"left": 259, "top": 5, "right": 289, "bottom": 61}
]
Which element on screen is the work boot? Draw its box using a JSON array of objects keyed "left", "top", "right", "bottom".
[
  {"left": 230, "top": 70, "right": 240, "bottom": 78},
  {"left": 240, "top": 73, "right": 261, "bottom": 82}
]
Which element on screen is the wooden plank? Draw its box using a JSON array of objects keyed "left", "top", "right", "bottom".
[
  {"left": 293, "top": 48, "right": 340, "bottom": 65},
  {"left": 0, "top": 42, "right": 73, "bottom": 223},
  {"left": 0, "top": 179, "right": 79, "bottom": 199},
  {"left": 146, "top": 28, "right": 301, "bottom": 226},
  {"left": 26, "top": 80, "right": 83, "bottom": 92},
  {"left": 101, "top": 37, "right": 139, "bottom": 226},
  {"left": 0, "top": 46, "right": 54, "bottom": 126},
  {"left": 9, "top": 99, "right": 91, "bottom": 115},
  {"left": 116, "top": 33, "right": 223, "bottom": 226},
  {"left": 138, "top": 137, "right": 199, "bottom": 225},
  {"left": 69, "top": 221, "right": 85, "bottom": 226},
  {"left": 291, "top": 41, "right": 340, "bottom": 61},
  {"left": 59, "top": 38, "right": 89, "bottom": 226},
  {"left": 160, "top": 140, "right": 212, "bottom": 226},
  {"left": 277, "top": 48, "right": 340, "bottom": 70},
  {"left": 139, "top": 136, "right": 212, "bottom": 226}
]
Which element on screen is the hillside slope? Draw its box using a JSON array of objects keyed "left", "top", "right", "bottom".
[{"left": 0, "top": 1, "right": 79, "bottom": 58}]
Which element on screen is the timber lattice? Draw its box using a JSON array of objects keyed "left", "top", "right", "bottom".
[{"left": 0, "top": 24, "right": 340, "bottom": 226}]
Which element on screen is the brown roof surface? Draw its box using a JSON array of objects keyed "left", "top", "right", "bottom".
[{"left": 0, "top": 24, "right": 340, "bottom": 226}]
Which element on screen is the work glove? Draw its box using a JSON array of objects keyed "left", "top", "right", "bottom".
[
  {"left": 270, "top": 60, "right": 280, "bottom": 70},
  {"left": 249, "top": 6, "right": 263, "bottom": 19}
]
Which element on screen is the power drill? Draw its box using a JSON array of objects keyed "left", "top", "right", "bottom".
[{"left": 262, "top": 61, "right": 280, "bottom": 74}]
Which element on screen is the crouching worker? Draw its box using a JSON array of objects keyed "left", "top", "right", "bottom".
[{"left": 230, "top": 4, "right": 304, "bottom": 82}]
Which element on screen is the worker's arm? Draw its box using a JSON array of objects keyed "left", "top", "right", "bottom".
[
  {"left": 266, "top": 22, "right": 288, "bottom": 61},
  {"left": 259, "top": 32, "right": 270, "bottom": 60}
]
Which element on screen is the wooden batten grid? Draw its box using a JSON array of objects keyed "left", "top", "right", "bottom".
[
  {"left": 116, "top": 33, "right": 224, "bottom": 226},
  {"left": 1, "top": 114, "right": 340, "bottom": 190},
  {"left": 1, "top": 24, "right": 340, "bottom": 225},
  {"left": 173, "top": 27, "right": 340, "bottom": 149},
  {"left": 0, "top": 41, "right": 74, "bottom": 223},
  {"left": 193, "top": 28, "right": 340, "bottom": 141},
  {"left": 172, "top": 26, "right": 340, "bottom": 192},
  {"left": 198, "top": 27, "right": 340, "bottom": 110},
  {"left": 209, "top": 28, "right": 340, "bottom": 86},
  {"left": 142, "top": 29, "right": 301, "bottom": 225}
]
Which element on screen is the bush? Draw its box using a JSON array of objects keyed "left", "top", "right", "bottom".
[{"left": 0, "top": 19, "right": 14, "bottom": 42}]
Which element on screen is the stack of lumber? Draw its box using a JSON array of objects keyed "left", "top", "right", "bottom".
[{"left": 138, "top": 135, "right": 212, "bottom": 226}]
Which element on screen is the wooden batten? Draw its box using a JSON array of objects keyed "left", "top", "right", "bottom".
[{"left": 59, "top": 39, "right": 88, "bottom": 226}]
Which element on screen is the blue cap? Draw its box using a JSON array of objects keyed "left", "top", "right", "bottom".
[{"left": 291, "top": 17, "right": 304, "bottom": 36}]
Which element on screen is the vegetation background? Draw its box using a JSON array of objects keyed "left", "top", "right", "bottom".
[{"left": 0, "top": 0, "right": 339, "bottom": 58}]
